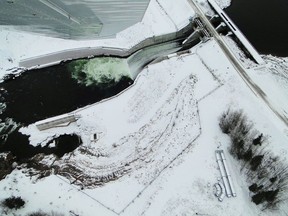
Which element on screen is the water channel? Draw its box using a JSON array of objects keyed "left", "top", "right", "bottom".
[
  {"left": 0, "top": 31, "right": 196, "bottom": 160},
  {"left": 225, "top": 0, "right": 288, "bottom": 56},
  {"left": 0, "top": 62, "right": 133, "bottom": 161}
]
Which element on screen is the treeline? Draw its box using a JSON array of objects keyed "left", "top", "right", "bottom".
[{"left": 219, "top": 109, "right": 288, "bottom": 210}]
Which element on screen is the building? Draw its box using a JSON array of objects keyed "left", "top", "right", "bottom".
[{"left": 0, "top": 0, "right": 150, "bottom": 39}]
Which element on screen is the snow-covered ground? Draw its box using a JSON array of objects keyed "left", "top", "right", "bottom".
[
  {"left": 246, "top": 55, "right": 288, "bottom": 123},
  {"left": 1, "top": 0, "right": 288, "bottom": 216}
]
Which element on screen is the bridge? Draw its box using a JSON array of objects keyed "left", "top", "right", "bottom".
[{"left": 186, "top": 0, "right": 288, "bottom": 127}]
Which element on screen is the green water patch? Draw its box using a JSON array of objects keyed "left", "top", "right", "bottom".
[{"left": 68, "top": 57, "right": 132, "bottom": 87}]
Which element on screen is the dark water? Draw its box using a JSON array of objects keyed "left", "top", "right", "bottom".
[
  {"left": 0, "top": 63, "right": 133, "bottom": 160},
  {"left": 225, "top": 0, "right": 288, "bottom": 56},
  {"left": 1, "top": 64, "right": 132, "bottom": 125},
  {"left": 1, "top": 133, "right": 81, "bottom": 161}
]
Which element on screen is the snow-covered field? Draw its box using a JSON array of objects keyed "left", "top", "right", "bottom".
[{"left": 1, "top": 0, "right": 288, "bottom": 216}]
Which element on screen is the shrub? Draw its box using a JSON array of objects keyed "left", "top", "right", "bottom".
[
  {"left": 249, "top": 183, "right": 263, "bottom": 193},
  {"left": 253, "top": 134, "right": 263, "bottom": 146},
  {"left": 252, "top": 190, "right": 279, "bottom": 206},
  {"left": 219, "top": 109, "right": 244, "bottom": 134},
  {"left": 27, "top": 211, "right": 64, "bottom": 216},
  {"left": 243, "top": 149, "right": 253, "bottom": 162},
  {"left": 28, "top": 211, "right": 49, "bottom": 216},
  {"left": 250, "top": 155, "right": 264, "bottom": 171},
  {"left": 219, "top": 108, "right": 288, "bottom": 210},
  {"left": 2, "top": 196, "right": 25, "bottom": 210}
]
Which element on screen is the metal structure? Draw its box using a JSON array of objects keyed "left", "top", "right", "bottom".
[
  {"left": 215, "top": 150, "right": 236, "bottom": 198},
  {"left": 0, "top": 0, "right": 150, "bottom": 39}
]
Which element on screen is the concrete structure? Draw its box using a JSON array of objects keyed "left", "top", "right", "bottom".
[
  {"left": 36, "top": 113, "right": 80, "bottom": 131},
  {"left": 182, "top": 17, "right": 210, "bottom": 45},
  {"left": 207, "top": 0, "right": 265, "bottom": 65},
  {"left": 19, "top": 22, "right": 195, "bottom": 70},
  {"left": 0, "top": 0, "right": 150, "bottom": 39}
]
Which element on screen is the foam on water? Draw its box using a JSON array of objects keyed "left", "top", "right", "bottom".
[{"left": 68, "top": 57, "right": 131, "bottom": 86}]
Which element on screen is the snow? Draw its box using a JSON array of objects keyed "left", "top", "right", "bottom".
[
  {"left": 214, "top": 0, "right": 232, "bottom": 9},
  {"left": 246, "top": 55, "right": 288, "bottom": 124},
  {"left": 156, "top": 0, "right": 194, "bottom": 29},
  {"left": 222, "top": 36, "right": 256, "bottom": 68},
  {"left": 0, "top": 170, "right": 116, "bottom": 216},
  {"left": 1, "top": 0, "right": 288, "bottom": 215}
]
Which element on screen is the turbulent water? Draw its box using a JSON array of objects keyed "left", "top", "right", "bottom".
[
  {"left": 68, "top": 57, "right": 131, "bottom": 86},
  {"left": 128, "top": 41, "right": 182, "bottom": 79}
]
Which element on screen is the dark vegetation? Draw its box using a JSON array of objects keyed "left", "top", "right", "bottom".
[
  {"left": 27, "top": 211, "right": 64, "bottom": 216},
  {"left": 1, "top": 196, "right": 25, "bottom": 210},
  {"left": 219, "top": 109, "right": 288, "bottom": 210},
  {"left": 0, "top": 152, "right": 16, "bottom": 180}
]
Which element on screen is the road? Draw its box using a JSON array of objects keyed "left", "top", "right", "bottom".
[{"left": 187, "top": 0, "right": 288, "bottom": 127}]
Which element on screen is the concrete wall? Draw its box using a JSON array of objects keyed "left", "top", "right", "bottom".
[{"left": 19, "top": 22, "right": 194, "bottom": 69}]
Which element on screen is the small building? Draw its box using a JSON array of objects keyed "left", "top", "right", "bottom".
[{"left": 90, "top": 133, "right": 98, "bottom": 142}]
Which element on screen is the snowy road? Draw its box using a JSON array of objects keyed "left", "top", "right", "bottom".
[{"left": 187, "top": 0, "right": 288, "bottom": 127}]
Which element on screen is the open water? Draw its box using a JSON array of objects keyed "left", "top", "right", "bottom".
[
  {"left": 0, "top": 59, "right": 132, "bottom": 160},
  {"left": 225, "top": 0, "right": 288, "bottom": 56}
]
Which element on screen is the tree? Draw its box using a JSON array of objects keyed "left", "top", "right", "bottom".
[
  {"left": 243, "top": 149, "right": 253, "bottom": 162},
  {"left": 253, "top": 134, "right": 263, "bottom": 146},
  {"left": 219, "top": 109, "right": 244, "bottom": 134},
  {"left": 252, "top": 192, "right": 265, "bottom": 205},
  {"left": 265, "top": 189, "right": 279, "bottom": 203},
  {"left": 250, "top": 155, "right": 264, "bottom": 171}
]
